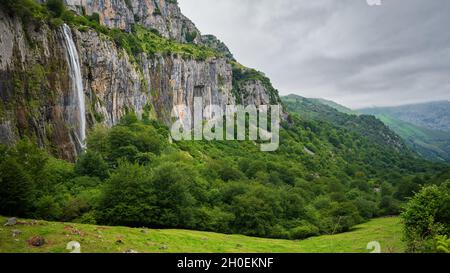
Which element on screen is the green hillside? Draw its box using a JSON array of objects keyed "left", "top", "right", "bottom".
[
  {"left": 0, "top": 216, "right": 404, "bottom": 253},
  {"left": 360, "top": 101, "right": 450, "bottom": 133},
  {"left": 291, "top": 95, "right": 450, "bottom": 163},
  {"left": 1, "top": 108, "right": 445, "bottom": 244},
  {"left": 1, "top": 93, "right": 445, "bottom": 246},
  {"left": 359, "top": 102, "right": 450, "bottom": 162},
  {"left": 373, "top": 114, "right": 450, "bottom": 162},
  {"left": 282, "top": 94, "right": 410, "bottom": 151},
  {"left": 310, "top": 98, "right": 358, "bottom": 116}
]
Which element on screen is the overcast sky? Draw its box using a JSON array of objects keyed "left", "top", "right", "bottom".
[{"left": 178, "top": 0, "right": 450, "bottom": 109}]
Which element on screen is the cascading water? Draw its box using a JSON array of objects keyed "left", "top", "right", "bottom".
[{"left": 62, "top": 24, "right": 86, "bottom": 150}]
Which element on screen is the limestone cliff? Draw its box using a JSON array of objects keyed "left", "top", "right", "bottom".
[
  {"left": 64, "top": 0, "right": 202, "bottom": 44},
  {"left": 0, "top": 0, "right": 279, "bottom": 161}
]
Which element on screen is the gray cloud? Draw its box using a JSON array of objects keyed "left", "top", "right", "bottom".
[{"left": 178, "top": 0, "right": 450, "bottom": 108}]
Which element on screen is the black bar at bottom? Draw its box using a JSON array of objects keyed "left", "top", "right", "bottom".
[{"left": 0, "top": 253, "right": 445, "bottom": 272}]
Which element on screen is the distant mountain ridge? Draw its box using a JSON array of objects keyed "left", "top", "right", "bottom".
[
  {"left": 360, "top": 101, "right": 450, "bottom": 133},
  {"left": 309, "top": 98, "right": 358, "bottom": 116},
  {"left": 371, "top": 114, "right": 450, "bottom": 162},
  {"left": 282, "top": 94, "right": 408, "bottom": 152},
  {"left": 297, "top": 97, "right": 450, "bottom": 163}
]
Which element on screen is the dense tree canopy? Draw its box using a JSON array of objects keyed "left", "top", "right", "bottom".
[{"left": 0, "top": 112, "right": 447, "bottom": 240}]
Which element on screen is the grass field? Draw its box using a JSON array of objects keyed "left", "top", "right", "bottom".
[{"left": 0, "top": 216, "right": 405, "bottom": 253}]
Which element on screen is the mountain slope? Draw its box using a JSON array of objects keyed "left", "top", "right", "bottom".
[
  {"left": 360, "top": 101, "right": 450, "bottom": 133},
  {"left": 282, "top": 94, "right": 409, "bottom": 153},
  {"left": 298, "top": 96, "right": 450, "bottom": 163},
  {"left": 360, "top": 101, "right": 450, "bottom": 162},
  {"left": 370, "top": 114, "right": 450, "bottom": 162},
  {"left": 310, "top": 98, "right": 358, "bottom": 116}
]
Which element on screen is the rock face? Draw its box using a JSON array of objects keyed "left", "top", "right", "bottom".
[
  {"left": 0, "top": 12, "right": 78, "bottom": 160},
  {"left": 64, "top": 0, "right": 202, "bottom": 44},
  {"left": 239, "top": 80, "right": 271, "bottom": 106},
  {"left": 0, "top": 1, "right": 277, "bottom": 161},
  {"left": 79, "top": 27, "right": 235, "bottom": 125},
  {"left": 0, "top": 10, "right": 234, "bottom": 160},
  {"left": 201, "top": 35, "right": 235, "bottom": 61}
]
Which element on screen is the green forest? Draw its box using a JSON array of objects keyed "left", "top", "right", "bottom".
[{"left": 1, "top": 107, "right": 449, "bottom": 251}]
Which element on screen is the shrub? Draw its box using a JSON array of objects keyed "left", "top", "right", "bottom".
[
  {"left": 38, "top": 157, "right": 74, "bottom": 195},
  {"left": 97, "top": 162, "right": 156, "bottom": 226},
  {"left": 75, "top": 151, "right": 109, "bottom": 180},
  {"left": 230, "top": 192, "right": 277, "bottom": 237},
  {"left": 1, "top": 0, "right": 47, "bottom": 21},
  {"left": 435, "top": 235, "right": 450, "bottom": 253},
  {"left": 401, "top": 184, "right": 450, "bottom": 252},
  {"left": 34, "top": 195, "right": 62, "bottom": 220},
  {"left": 75, "top": 211, "right": 97, "bottom": 225},
  {"left": 87, "top": 12, "right": 100, "bottom": 24},
  {"left": 111, "top": 145, "right": 139, "bottom": 162},
  {"left": 61, "top": 196, "right": 91, "bottom": 221},
  {"left": 46, "top": 0, "right": 65, "bottom": 17},
  {"left": 150, "top": 162, "right": 200, "bottom": 227},
  {"left": 185, "top": 31, "right": 197, "bottom": 43},
  {"left": 208, "top": 160, "right": 244, "bottom": 182},
  {"left": 289, "top": 222, "right": 320, "bottom": 239},
  {"left": 328, "top": 202, "right": 364, "bottom": 233},
  {"left": 68, "top": 176, "right": 102, "bottom": 195}
]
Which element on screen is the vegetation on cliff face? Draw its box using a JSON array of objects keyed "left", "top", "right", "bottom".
[
  {"left": 201, "top": 34, "right": 235, "bottom": 61},
  {"left": 232, "top": 62, "right": 281, "bottom": 105},
  {"left": 1, "top": 0, "right": 222, "bottom": 61},
  {"left": 0, "top": 0, "right": 232, "bottom": 160}
]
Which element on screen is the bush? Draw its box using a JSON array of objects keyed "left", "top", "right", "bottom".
[
  {"left": 185, "top": 31, "right": 197, "bottom": 43},
  {"left": 435, "top": 235, "right": 450, "bottom": 253},
  {"left": 46, "top": 0, "right": 65, "bottom": 17},
  {"left": 67, "top": 176, "right": 102, "bottom": 195},
  {"left": 75, "top": 151, "right": 109, "bottom": 180},
  {"left": 1, "top": 0, "right": 47, "bottom": 21},
  {"left": 230, "top": 191, "right": 278, "bottom": 237},
  {"left": 289, "top": 222, "right": 320, "bottom": 239},
  {"left": 150, "top": 162, "right": 200, "bottom": 227},
  {"left": 87, "top": 12, "right": 100, "bottom": 24},
  {"left": 97, "top": 162, "right": 156, "bottom": 226},
  {"left": 401, "top": 184, "right": 450, "bottom": 252},
  {"left": 328, "top": 202, "right": 364, "bottom": 233},
  {"left": 61, "top": 196, "right": 91, "bottom": 221},
  {"left": 34, "top": 195, "right": 62, "bottom": 220},
  {"left": 208, "top": 160, "right": 244, "bottom": 182},
  {"left": 38, "top": 157, "right": 74, "bottom": 196},
  {"left": 75, "top": 211, "right": 97, "bottom": 225},
  {"left": 193, "top": 207, "right": 234, "bottom": 233}
]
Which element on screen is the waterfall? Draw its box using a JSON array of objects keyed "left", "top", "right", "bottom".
[{"left": 62, "top": 24, "right": 86, "bottom": 150}]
